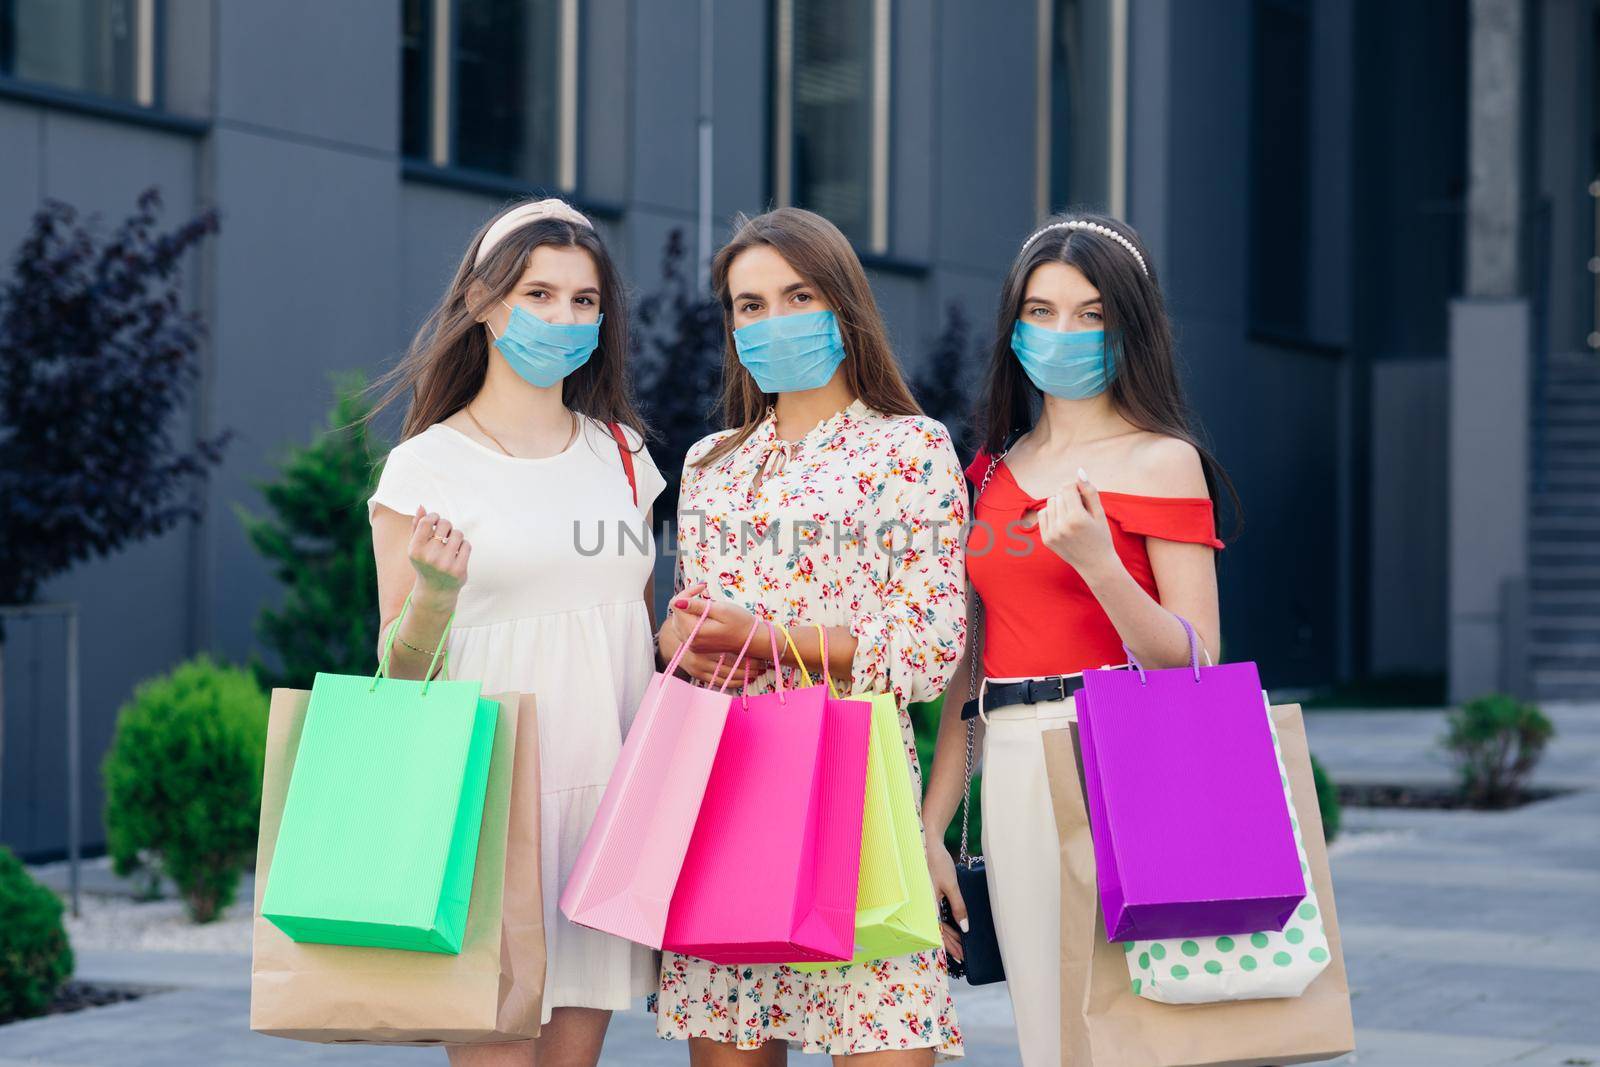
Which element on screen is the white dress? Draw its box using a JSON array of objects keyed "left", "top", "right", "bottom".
[{"left": 367, "top": 416, "right": 667, "bottom": 1024}]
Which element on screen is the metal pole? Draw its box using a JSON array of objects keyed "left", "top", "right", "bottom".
[
  {"left": 0, "top": 603, "right": 81, "bottom": 915},
  {"left": 696, "top": 0, "right": 714, "bottom": 291},
  {"left": 65, "top": 607, "right": 81, "bottom": 918}
]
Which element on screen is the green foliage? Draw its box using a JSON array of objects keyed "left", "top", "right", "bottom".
[
  {"left": 1303, "top": 672, "right": 1447, "bottom": 709},
  {"left": 1310, "top": 753, "right": 1340, "bottom": 842},
  {"left": 102, "top": 658, "right": 269, "bottom": 922},
  {"left": 910, "top": 302, "right": 983, "bottom": 456},
  {"left": 0, "top": 846, "right": 73, "bottom": 1023},
  {"left": 1443, "top": 692, "right": 1556, "bottom": 807},
  {"left": 237, "top": 374, "right": 384, "bottom": 690},
  {"left": 909, "top": 694, "right": 981, "bottom": 857}
]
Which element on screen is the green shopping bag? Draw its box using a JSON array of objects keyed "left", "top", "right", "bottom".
[
  {"left": 785, "top": 626, "right": 943, "bottom": 971},
  {"left": 261, "top": 594, "right": 498, "bottom": 954}
]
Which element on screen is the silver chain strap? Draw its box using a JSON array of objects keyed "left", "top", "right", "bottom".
[{"left": 958, "top": 447, "right": 1007, "bottom": 866}]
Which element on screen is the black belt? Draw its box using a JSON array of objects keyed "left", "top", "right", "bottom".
[{"left": 960, "top": 674, "right": 1085, "bottom": 720}]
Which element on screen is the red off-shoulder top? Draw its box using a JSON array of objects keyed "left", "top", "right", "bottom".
[{"left": 964, "top": 450, "right": 1223, "bottom": 680}]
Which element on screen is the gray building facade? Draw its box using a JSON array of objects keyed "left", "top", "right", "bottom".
[{"left": 1, "top": 0, "right": 1595, "bottom": 857}]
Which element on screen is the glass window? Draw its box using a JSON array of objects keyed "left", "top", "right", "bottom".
[
  {"left": 1249, "top": 0, "right": 1312, "bottom": 340},
  {"left": 774, "top": 0, "right": 889, "bottom": 252},
  {"left": 401, "top": 0, "right": 571, "bottom": 188},
  {"left": 0, "top": 0, "right": 156, "bottom": 106},
  {"left": 1048, "top": 0, "right": 1111, "bottom": 213}
]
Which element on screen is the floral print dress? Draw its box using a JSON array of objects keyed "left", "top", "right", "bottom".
[{"left": 650, "top": 398, "right": 968, "bottom": 1059}]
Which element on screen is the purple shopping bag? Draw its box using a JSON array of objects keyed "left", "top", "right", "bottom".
[
  {"left": 1076, "top": 617, "right": 1304, "bottom": 942},
  {"left": 662, "top": 621, "right": 870, "bottom": 965}
]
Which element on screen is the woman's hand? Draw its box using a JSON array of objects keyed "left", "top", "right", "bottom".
[
  {"left": 659, "top": 583, "right": 767, "bottom": 687},
  {"left": 1038, "top": 469, "right": 1117, "bottom": 577},
  {"left": 408, "top": 506, "right": 470, "bottom": 606},
  {"left": 926, "top": 832, "right": 967, "bottom": 963}
]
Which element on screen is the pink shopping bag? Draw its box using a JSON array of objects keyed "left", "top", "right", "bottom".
[
  {"left": 560, "top": 611, "right": 733, "bottom": 948},
  {"left": 1076, "top": 616, "right": 1305, "bottom": 942},
  {"left": 662, "top": 621, "right": 871, "bottom": 966}
]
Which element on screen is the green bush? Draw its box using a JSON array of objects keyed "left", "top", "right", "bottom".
[
  {"left": 238, "top": 374, "right": 383, "bottom": 691},
  {"left": 909, "top": 694, "right": 982, "bottom": 857},
  {"left": 103, "top": 657, "right": 269, "bottom": 922},
  {"left": 1310, "top": 754, "right": 1340, "bottom": 842},
  {"left": 0, "top": 846, "right": 73, "bottom": 1023},
  {"left": 1443, "top": 692, "right": 1555, "bottom": 807}
]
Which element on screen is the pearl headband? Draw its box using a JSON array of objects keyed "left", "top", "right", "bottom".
[
  {"left": 1019, "top": 219, "right": 1149, "bottom": 277},
  {"left": 474, "top": 197, "right": 592, "bottom": 268}
]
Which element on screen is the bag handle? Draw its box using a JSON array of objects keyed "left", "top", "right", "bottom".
[
  {"left": 957, "top": 448, "right": 1006, "bottom": 865},
  {"left": 1121, "top": 614, "right": 1207, "bottom": 684},
  {"left": 812, "top": 623, "right": 839, "bottom": 699},
  {"left": 662, "top": 606, "right": 711, "bottom": 679},
  {"left": 714, "top": 617, "right": 764, "bottom": 700},
  {"left": 374, "top": 591, "right": 454, "bottom": 696},
  {"left": 778, "top": 623, "right": 813, "bottom": 689},
  {"left": 607, "top": 421, "right": 638, "bottom": 506},
  {"left": 776, "top": 623, "right": 841, "bottom": 698}
]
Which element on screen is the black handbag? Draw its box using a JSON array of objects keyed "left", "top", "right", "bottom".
[{"left": 945, "top": 450, "right": 1007, "bottom": 986}]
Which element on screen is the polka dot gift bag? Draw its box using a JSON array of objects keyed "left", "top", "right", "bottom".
[{"left": 1121, "top": 702, "right": 1332, "bottom": 1004}]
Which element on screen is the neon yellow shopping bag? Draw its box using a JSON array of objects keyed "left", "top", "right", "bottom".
[{"left": 784, "top": 625, "right": 942, "bottom": 970}]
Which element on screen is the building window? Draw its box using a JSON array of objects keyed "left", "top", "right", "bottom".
[
  {"left": 1248, "top": 0, "right": 1312, "bottom": 341},
  {"left": 0, "top": 0, "right": 157, "bottom": 107},
  {"left": 773, "top": 0, "right": 891, "bottom": 254},
  {"left": 402, "top": 0, "right": 578, "bottom": 190},
  {"left": 1043, "top": 0, "right": 1114, "bottom": 216}
]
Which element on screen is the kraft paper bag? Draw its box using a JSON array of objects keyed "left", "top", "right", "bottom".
[
  {"left": 1046, "top": 703, "right": 1354, "bottom": 1066},
  {"left": 251, "top": 689, "right": 545, "bottom": 1045}
]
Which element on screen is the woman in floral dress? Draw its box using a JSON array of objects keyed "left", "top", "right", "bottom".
[{"left": 651, "top": 208, "right": 968, "bottom": 1064}]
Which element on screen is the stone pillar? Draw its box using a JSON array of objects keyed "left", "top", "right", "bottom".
[{"left": 1448, "top": 0, "right": 1529, "bottom": 702}]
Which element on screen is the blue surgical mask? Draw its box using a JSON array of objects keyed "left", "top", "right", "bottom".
[
  {"left": 490, "top": 301, "right": 602, "bottom": 388},
  {"left": 733, "top": 309, "right": 847, "bottom": 394},
  {"left": 1010, "top": 319, "right": 1116, "bottom": 399}
]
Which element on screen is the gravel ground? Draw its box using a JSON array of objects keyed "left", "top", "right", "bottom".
[{"left": 64, "top": 894, "right": 252, "bottom": 955}]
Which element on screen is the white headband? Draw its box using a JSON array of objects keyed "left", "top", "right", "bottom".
[
  {"left": 1020, "top": 220, "right": 1149, "bottom": 277},
  {"left": 474, "top": 198, "right": 592, "bottom": 267}
]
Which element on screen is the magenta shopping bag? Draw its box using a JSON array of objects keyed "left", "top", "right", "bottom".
[
  {"left": 1076, "top": 616, "right": 1305, "bottom": 942},
  {"left": 662, "top": 622, "right": 871, "bottom": 966},
  {"left": 559, "top": 612, "right": 732, "bottom": 949}
]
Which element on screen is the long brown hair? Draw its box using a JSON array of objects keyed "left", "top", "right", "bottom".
[
  {"left": 693, "top": 207, "right": 921, "bottom": 468},
  {"left": 977, "top": 212, "right": 1242, "bottom": 535},
  {"left": 368, "top": 200, "right": 645, "bottom": 444}
]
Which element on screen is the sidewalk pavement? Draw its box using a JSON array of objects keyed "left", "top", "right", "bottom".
[{"left": 4, "top": 704, "right": 1597, "bottom": 1065}]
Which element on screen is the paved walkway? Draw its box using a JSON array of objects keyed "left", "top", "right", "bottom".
[{"left": 4, "top": 704, "right": 1596, "bottom": 1065}]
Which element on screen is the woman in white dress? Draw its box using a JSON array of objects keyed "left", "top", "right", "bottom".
[{"left": 367, "top": 198, "right": 667, "bottom": 1067}]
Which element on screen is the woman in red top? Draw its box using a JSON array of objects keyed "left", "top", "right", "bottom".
[{"left": 922, "top": 214, "right": 1237, "bottom": 1067}]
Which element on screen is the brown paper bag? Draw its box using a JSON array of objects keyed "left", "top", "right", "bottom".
[
  {"left": 250, "top": 689, "right": 545, "bottom": 1044},
  {"left": 1045, "top": 703, "right": 1354, "bottom": 1067}
]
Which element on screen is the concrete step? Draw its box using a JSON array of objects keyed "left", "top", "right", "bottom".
[
  {"left": 1533, "top": 491, "right": 1600, "bottom": 510},
  {"left": 1532, "top": 676, "right": 1600, "bottom": 701},
  {"left": 1540, "top": 478, "right": 1600, "bottom": 496},
  {"left": 1531, "top": 566, "right": 1600, "bottom": 589},
  {"left": 1531, "top": 517, "right": 1600, "bottom": 535},
  {"left": 1543, "top": 403, "right": 1600, "bottom": 421},
  {"left": 1530, "top": 587, "right": 1600, "bottom": 604},
  {"left": 1523, "top": 508, "right": 1600, "bottom": 524},
  {"left": 1529, "top": 635, "right": 1600, "bottom": 657},
  {"left": 1530, "top": 616, "right": 1600, "bottom": 633},
  {"left": 1532, "top": 552, "right": 1600, "bottom": 571}
]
